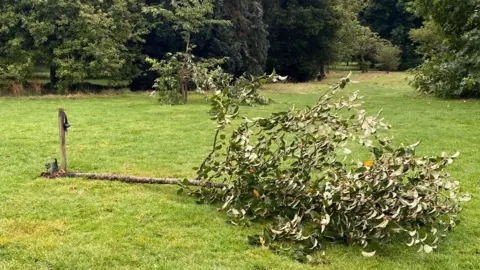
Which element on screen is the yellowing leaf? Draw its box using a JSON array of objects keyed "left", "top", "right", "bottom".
[
  {"left": 363, "top": 160, "right": 374, "bottom": 167},
  {"left": 253, "top": 189, "right": 262, "bottom": 199}
]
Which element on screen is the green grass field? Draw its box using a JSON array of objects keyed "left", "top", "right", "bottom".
[{"left": 0, "top": 71, "right": 479, "bottom": 269}]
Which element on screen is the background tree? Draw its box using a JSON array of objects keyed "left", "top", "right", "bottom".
[
  {"left": 131, "top": 0, "right": 269, "bottom": 90},
  {"left": 202, "top": 0, "right": 269, "bottom": 77},
  {"left": 0, "top": 1, "right": 34, "bottom": 85},
  {"left": 143, "top": 0, "right": 229, "bottom": 101},
  {"left": 360, "top": 0, "right": 422, "bottom": 70},
  {"left": 410, "top": 0, "right": 480, "bottom": 98},
  {"left": 0, "top": 0, "right": 148, "bottom": 91},
  {"left": 409, "top": 21, "right": 444, "bottom": 56},
  {"left": 263, "top": 0, "right": 342, "bottom": 81},
  {"left": 375, "top": 44, "right": 401, "bottom": 72},
  {"left": 335, "top": 0, "right": 388, "bottom": 72}
]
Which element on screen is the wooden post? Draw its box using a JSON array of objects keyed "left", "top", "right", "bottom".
[{"left": 58, "top": 108, "right": 67, "bottom": 171}]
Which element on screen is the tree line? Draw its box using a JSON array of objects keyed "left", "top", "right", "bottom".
[
  {"left": 2, "top": 0, "right": 476, "bottom": 98},
  {"left": 0, "top": 0, "right": 420, "bottom": 91}
]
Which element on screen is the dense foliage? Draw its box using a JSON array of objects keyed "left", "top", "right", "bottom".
[
  {"left": 0, "top": 0, "right": 430, "bottom": 93},
  {"left": 187, "top": 76, "right": 470, "bottom": 261},
  {"left": 263, "top": 0, "right": 341, "bottom": 81},
  {"left": 333, "top": 0, "right": 402, "bottom": 74},
  {"left": 147, "top": 52, "right": 223, "bottom": 105},
  {"left": 148, "top": 49, "right": 284, "bottom": 105},
  {"left": 360, "top": 0, "right": 422, "bottom": 70},
  {"left": 410, "top": 0, "right": 480, "bottom": 98},
  {"left": 209, "top": 0, "right": 270, "bottom": 77},
  {"left": 143, "top": 0, "right": 229, "bottom": 102},
  {"left": 375, "top": 44, "right": 402, "bottom": 72},
  {"left": 0, "top": 0, "right": 147, "bottom": 91}
]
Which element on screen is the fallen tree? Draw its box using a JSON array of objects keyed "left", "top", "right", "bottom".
[{"left": 189, "top": 73, "right": 471, "bottom": 262}]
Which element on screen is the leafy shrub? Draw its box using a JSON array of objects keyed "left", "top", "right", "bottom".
[
  {"left": 411, "top": 56, "right": 480, "bottom": 98},
  {"left": 359, "top": 61, "right": 371, "bottom": 73},
  {"left": 408, "top": 0, "right": 480, "bottom": 98},
  {"left": 186, "top": 75, "right": 470, "bottom": 262},
  {"left": 147, "top": 52, "right": 225, "bottom": 105},
  {"left": 149, "top": 51, "right": 285, "bottom": 106},
  {"left": 376, "top": 45, "right": 401, "bottom": 72}
]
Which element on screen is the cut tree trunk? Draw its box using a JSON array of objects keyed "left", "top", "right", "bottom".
[{"left": 61, "top": 172, "right": 226, "bottom": 188}]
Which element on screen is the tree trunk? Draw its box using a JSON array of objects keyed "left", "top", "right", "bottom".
[
  {"left": 50, "top": 64, "right": 59, "bottom": 89},
  {"left": 48, "top": 172, "right": 227, "bottom": 188},
  {"left": 180, "top": 34, "right": 191, "bottom": 103},
  {"left": 360, "top": 53, "right": 367, "bottom": 73},
  {"left": 179, "top": 67, "right": 187, "bottom": 102},
  {"left": 318, "top": 64, "right": 326, "bottom": 81}
]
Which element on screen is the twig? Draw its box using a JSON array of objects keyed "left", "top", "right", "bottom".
[{"left": 197, "top": 129, "right": 221, "bottom": 178}]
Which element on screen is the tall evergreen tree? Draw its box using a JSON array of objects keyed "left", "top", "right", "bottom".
[
  {"left": 263, "top": 0, "right": 342, "bottom": 81},
  {"left": 198, "top": 0, "right": 269, "bottom": 76},
  {"left": 130, "top": 0, "right": 269, "bottom": 90}
]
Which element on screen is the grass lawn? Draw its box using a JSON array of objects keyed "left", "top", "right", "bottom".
[{"left": 0, "top": 71, "right": 479, "bottom": 269}]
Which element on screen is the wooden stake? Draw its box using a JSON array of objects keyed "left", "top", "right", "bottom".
[{"left": 58, "top": 108, "right": 67, "bottom": 171}]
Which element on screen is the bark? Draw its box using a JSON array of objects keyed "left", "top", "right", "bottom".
[
  {"left": 61, "top": 172, "right": 226, "bottom": 188},
  {"left": 318, "top": 64, "right": 326, "bottom": 81},
  {"left": 180, "top": 34, "right": 191, "bottom": 103},
  {"left": 360, "top": 53, "right": 367, "bottom": 73},
  {"left": 179, "top": 67, "right": 187, "bottom": 101},
  {"left": 50, "top": 64, "right": 59, "bottom": 88}
]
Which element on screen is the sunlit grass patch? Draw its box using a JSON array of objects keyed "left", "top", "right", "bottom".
[{"left": 0, "top": 70, "right": 479, "bottom": 269}]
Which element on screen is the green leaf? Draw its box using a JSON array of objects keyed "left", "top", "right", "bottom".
[
  {"left": 373, "top": 147, "right": 383, "bottom": 158},
  {"left": 356, "top": 167, "right": 368, "bottom": 173},
  {"left": 375, "top": 220, "right": 389, "bottom": 228}
]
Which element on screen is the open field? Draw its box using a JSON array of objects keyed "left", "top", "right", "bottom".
[{"left": 0, "top": 71, "right": 479, "bottom": 269}]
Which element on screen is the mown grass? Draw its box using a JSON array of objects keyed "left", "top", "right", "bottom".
[{"left": 0, "top": 71, "right": 479, "bottom": 269}]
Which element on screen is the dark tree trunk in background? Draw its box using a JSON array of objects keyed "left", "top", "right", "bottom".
[
  {"left": 318, "top": 64, "right": 326, "bottom": 81},
  {"left": 179, "top": 67, "right": 187, "bottom": 102},
  {"left": 360, "top": 53, "right": 367, "bottom": 73},
  {"left": 50, "top": 64, "right": 59, "bottom": 89}
]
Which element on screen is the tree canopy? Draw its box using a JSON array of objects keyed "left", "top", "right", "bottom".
[
  {"left": 0, "top": 0, "right": 427, "bottom": 90},
  {"left": 0, "top": 0, "right": 148, "bottom": 91},
  {"left": 410, "top": 0, "right": 480, "bottom": 97},
  {"left": 360, "top": 0, "right": 422, "bottom": 70},
  {"left": 263, "top": 0, "right": 341, "bottom": 81}
]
